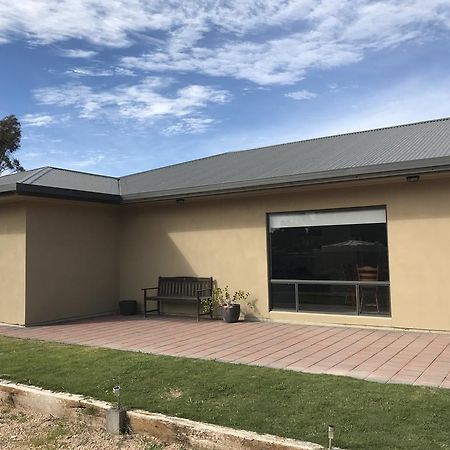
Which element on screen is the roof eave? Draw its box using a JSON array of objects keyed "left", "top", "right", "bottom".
[
  {"left": 121, "top": 160, "right": 450, "bottom": 203},
  {"left": 16, "top": 183, "right": 122, "bottom": 204},
  {"left": 0, "top": 183, "right": 19, "bottom": 194}
]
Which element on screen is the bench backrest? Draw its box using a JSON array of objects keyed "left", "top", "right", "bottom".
[{"left": 158, "top": 277, "right": 213, "bottom": 298}]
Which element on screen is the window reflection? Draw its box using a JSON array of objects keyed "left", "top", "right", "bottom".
[{"left": 271, "top": 224, "right": 389, "bottom": 282}]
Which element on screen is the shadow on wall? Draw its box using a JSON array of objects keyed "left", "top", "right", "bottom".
[{"left": 119, "top": 197, "right": 265, "bottom": 318}]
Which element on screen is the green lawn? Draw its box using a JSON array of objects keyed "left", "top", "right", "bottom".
[{"left": 0, "top": 335, "right": 449, "bottom": 449}]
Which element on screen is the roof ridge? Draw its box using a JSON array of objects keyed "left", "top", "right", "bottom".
[
  {"left": 46, "top": 166, "right": 119, "bottom": 180},
  {"left": 21, "top": 167, "right": 54, "bottom": 184},
  {"left": 0, "top": 166, "right": 47, "bottom": 181},
  {"left": 121, "top": 116, "right": 450, "bottom": 180}
]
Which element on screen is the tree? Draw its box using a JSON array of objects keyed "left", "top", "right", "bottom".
[{"left": 0, "top": 115, "right": 24, "bottom": 174}]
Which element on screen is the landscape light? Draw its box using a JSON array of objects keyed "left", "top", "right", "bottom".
[
  {"left": 113, "top": 385, "right": 121, "bottom": 409},
  {"left": 328, "top": 424, "right": 335, "bottom": 450}
]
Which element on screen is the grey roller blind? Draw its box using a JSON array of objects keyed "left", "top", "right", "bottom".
[{"left": 270, "top": 207, "right": 386, "bottom": 229}]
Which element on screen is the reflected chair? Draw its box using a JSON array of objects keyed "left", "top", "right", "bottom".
[{"left": 357, "top": 265, "right": 380, "bottom": 312}]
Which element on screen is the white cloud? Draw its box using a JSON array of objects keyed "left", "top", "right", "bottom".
[
  {"left": 66, "top": 68, "right": 112, "bottom": 77},
  {"left": 0, "top": 1, "right": 177, "bottom": 47},
  {"left": 21, "top": 113, "right": 58, "bottom": 127},
  {"left": 120, "top": 1, "right": 450, "bottom": 85},
  {"left": 33, "top": 78, "right": 230, "bottom": 133},
  {"left": 285, "top": 90, "right": 317, "bottom": 100},
  {"left": 70, "top": 154, "right": 105, "bottom": 168},
  {"left": 0, "top": 1, "right": 313, "bottom": 47},
  {"left": 162, "top": 117, "right": 216, "bottom": 135},
  {"left": 65, "top": 66, "right": 135, "bottom": 77},
  {"left": 60, "top": 49, "right": 97, "bottom": 58},
  {"left": 114, "top": 67, "right": 136, "bottom": 77},
  {"left": 21, "top": 151, "right": 42, "bottom": 158},
  {"left": 0, "top": 1, "right": 449, "bottom": 85}
]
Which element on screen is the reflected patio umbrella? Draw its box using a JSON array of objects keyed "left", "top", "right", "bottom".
[
  {"left": 320, "top": 240, "right": 386, "bottom": 278},
  {"left": 321, "top": 240, "right": 383, "bottom": 249}
]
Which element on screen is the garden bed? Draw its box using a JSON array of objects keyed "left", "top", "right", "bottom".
[{"left": 0, "top": 404, "right": 179, "bottom": 450}]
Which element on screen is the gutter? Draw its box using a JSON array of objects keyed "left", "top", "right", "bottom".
[
  {"left": 0, "top": 183, "right": 19, "bottom": 194},
  {"left": 15, "top": 183, "right": 121, "bottom": 204},
  {"left": 120, "top": 160, "right": 450, "bottom": 203}
]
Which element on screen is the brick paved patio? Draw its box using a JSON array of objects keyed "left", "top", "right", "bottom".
[{"left": 1, "top": 315, "right": 449, "bottom": 389}]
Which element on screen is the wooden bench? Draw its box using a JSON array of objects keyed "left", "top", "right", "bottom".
[{"left": 142, "top": 276, "right": 213, "bottom": 321}]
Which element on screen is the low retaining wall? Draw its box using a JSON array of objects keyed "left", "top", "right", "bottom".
[{"left": 0, "top": 379, "right": 332, "bottom": 450}]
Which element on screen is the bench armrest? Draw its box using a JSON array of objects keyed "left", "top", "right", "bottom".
[{"left": 142, "top": 287, "right": 158, "bottom": 298}]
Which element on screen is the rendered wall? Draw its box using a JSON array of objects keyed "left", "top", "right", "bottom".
[
  {"left": 0, "top": 203, "right": 26, "bottom": 325},
  {"left": 120, "top": 175, "right": 450, "bottom": 332},
  {"left": 25, "top": 200, "right": 119, "bottom": 325}
]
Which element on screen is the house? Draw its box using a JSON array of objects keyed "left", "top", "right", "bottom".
[{"left": 1, "top": 117, "right": 450, "bottom": 332}]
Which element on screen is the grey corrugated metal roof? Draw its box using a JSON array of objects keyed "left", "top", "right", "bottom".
[
  {"left": 120, "top": 117, "right": 450, "bottom": 200},
  {"left": 0, "top": 167, "right": 120, "bottom": 202},
  {"left": 29, "top": 167, "right": 120, "bottom": 195},
  {"left": 1, "top": 117, "right": 450, "bottom": 203},
  {"left": 0, "top": 167, "right": 46, "bottom": 190}
]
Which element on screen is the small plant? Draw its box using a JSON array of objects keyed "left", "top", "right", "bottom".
[
  {"left": 213, "top": 286, "right": 249, "bottom": 308},
  {"left": 82, "top": 405, "right": 98, "bottom": 416},
  {"left": 145, "top": 441, "right": 166, "bottom": 450},
  {"left": 29, "top": 421, "right": 68, "bottom": 448}
]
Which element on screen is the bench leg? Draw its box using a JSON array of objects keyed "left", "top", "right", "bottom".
[{"left": 144, "top": 298, "right": 161, "bottom": 319}]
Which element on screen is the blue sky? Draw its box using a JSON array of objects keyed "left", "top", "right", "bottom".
[{"left": 1, "top": 1, "right": 450, "bottom": 177}]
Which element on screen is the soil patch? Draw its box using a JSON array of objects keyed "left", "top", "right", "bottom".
[{"left": 0, "top": 405, "right": 184, "bottom": 450}]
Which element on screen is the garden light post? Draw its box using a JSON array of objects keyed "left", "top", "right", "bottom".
[
  {"left": 107, "top": 385, "right": 125, "bottom": 434},
  {"left": 328, "top": 424, "right": 335, "bottom": 450},
  {"left": 113, "top": 385, "right": 121, "bottom": 409}
]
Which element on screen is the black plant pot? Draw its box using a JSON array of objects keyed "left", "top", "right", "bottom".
[
  {"left": 222, "top": 304, "right": 240, "bottom": 323},
  {"left": 119, "top": 300, "right": 137, "bottom": 315}
]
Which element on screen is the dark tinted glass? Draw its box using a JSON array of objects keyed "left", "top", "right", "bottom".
[
  {"left": 359, "top": 285, "right": 390, "bottom": 315},
  {"left": 270, "top": 223, "right": 389, "bottom": 281},
  {"left": 271, "top": 283, "right": 296, "bottom": 310},
  {"left": 298, "top": 284, "right": 357, "bottom": 314}
]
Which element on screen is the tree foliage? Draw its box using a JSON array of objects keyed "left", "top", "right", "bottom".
[{"left": 0, "top": 115, "right": 24, "bottom": 174}]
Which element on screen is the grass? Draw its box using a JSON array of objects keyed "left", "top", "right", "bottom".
[{"left": 0, "top": 336, "right": 449, "bottom": 449}]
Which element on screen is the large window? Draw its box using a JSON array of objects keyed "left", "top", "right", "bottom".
[{"left": 268, "top": 207, "right": 391, "bottom": 316}]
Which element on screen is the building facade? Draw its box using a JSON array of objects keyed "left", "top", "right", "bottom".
[{"left": 1, "top": 118, "right": 449, "bottom": 331}]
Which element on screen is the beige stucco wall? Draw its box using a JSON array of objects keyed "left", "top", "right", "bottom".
[
  {"left": 120, "top": 175, "right": 450, "bottom": 332},
  {"left": 0, "top": 203, "right": 26, "bottom": 325},
  {"left": 25, "top": 199, "right": 120, "bottom": 325}
]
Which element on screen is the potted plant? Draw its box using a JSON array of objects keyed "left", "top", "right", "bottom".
[{"left": 213, "top": 286, "right": 250, "bottom": 323}]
